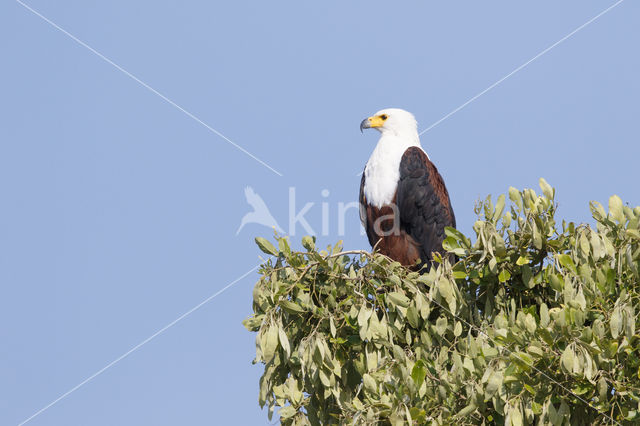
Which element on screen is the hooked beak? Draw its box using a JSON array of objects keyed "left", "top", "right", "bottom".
[
  {"left": 360, "top": 115, "right": 385, "bottom": 133},
  {"left": 360, "top": 118, "right": 371, "bottom": 133}
]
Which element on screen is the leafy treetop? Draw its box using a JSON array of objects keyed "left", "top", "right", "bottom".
[{"left": 244, "top": 179, "right": 640, "bottom": 425}]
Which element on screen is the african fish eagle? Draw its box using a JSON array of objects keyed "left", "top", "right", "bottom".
[{"left": 359, "top": 108, "right": 456, "bottom": 270}]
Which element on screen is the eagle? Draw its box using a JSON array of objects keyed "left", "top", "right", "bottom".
[{"left": 359, "top": 108, "right": 456, "bottom": 270}]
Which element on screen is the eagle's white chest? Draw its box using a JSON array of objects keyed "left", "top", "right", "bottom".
[{"left": 363, "top": 135, "right": 422, "bottom": 209}]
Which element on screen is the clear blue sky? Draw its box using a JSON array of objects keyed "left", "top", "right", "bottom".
[{"left": 1, "top": 1, "right": 638, "bottom": 424}]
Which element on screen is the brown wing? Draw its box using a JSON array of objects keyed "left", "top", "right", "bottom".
[{"left": 396, "top": 147, "right": 456, "bottom": 267}]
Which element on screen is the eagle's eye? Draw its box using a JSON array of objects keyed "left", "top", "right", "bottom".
[{"left": 380, "top": 114, "right": 388, "bottom": 120}]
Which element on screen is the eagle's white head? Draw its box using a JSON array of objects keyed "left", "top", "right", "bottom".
[
  {"left": 360, "top": 108, "right": 418, "bottom": 138},
  {"left": 360, "top": 108, "right": 424, "bottom": 208}
]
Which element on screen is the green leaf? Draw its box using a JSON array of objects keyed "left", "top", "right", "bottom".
[
  {"left": 301, "top": 235, "right": 315, "bottom": 250},
  {"left": 549, "top": 274, "right": 564, "bottom": 292},
  {"left": 393, "top": 345, "right": 406, "bottom": 363},
  {"left": 280, "top": 300, "right": 305, "bottom": 313},
  {"left": 609, "top": 194, "right": 624, "bottom": 223},
  {"left": 493, "top": 194, "right": 506, "bottom": 223},
  {"left": 329, "top": 316, "right": 337, "bottom": 338},
  {"left": 539, "top": 177, "right": 554, "bottom": 200},
  {"left": 606, "top": 341, "right": 619, "bottom": 358},
  {"left": 278, "top": 237, "right": 291, "bottom": 256},
  {"left": 255, "top": 237, "right": 278, "bottom": 256},
  {"left": 502, "top": 211, "right": 512, "bottom": 228},
  {"left": 579, "top": 232, "right": 590, "bottom": 257},
  {"left": 590, "top": 201, "right": 607, "bottom": 221},
  {"left": 548, "top": 401, "right": 562, "bottom": 426},
  {"left": 278, "top": 325, "right": 291, "bottom": 358},
  {"left": 531, "top": 401, "right": 542, "bottom": 415},
  {"left": 456, "top": 402, "right": 477, "bottom": 418},
  {"left": 524, "top": 313, "right": 536, "bottom": 334},
  {"left": 561, "top": 346, "right": 575, "bottom": 374},
  {"left": 454, "top": 321, "right": 462, "bottom": 337},
  {"left": 411, "top": 360, "right": 427, "bottom": 389},
  {"left": 627, "top": 228, "right": 640, "bottom": 240},
  {"left": 509, "top": 402, "right": 523, "bottom": 426},
  {"left": 369, "top": 313, "right": 387, "bottom": 341},
  {"left": 278, "top": 406, "right": 297, "bottom": 419},
  {"left": 592, "top": 319, "right": 605, "bottom": 339},
  {"left": 242, "top": 314, "right": 264, "bottom": 332},
  {"left": 557, "top": 254, "right": 577, "bottom": 274},
  {"left": 532, "top": 224, "right": 543, "bottom": 250},
  {"left": 597, "top": 377, "right": 608, "bottom": 401},
  {"left": 508, "top": 186, "right": 523, "bottom": 210},
  {"left": 452, "top": 270, "right": 467, "bottom": 280},
  {"left": 498, "top": 269, "right": 511, "bottom": 283},
  {"left": 624, "top": 304, "right": 636, "bottom": 337},
  {"left": 318, "top": 368, "right": 331, "bottom": 387},
  {"left": 363, "top": 373, "right": 377, "bottom": 395},
  {"left": 435, "top": 316, "right": 448, "bottom": 336},
  {"left": 610, "top": 306, "right": 622, "bottom": 339},
  {"left": 357, "top": 305, "right": 372, "bottom": 328},
  {"left": 442, "top": 236, "right": 461, "bottom": 254},
  {"left": 445, "top": 226, "right": 470, "bottom": 246},
  {"left": 485, "top": 370, "right": 503, "bottom": 401},
  {"left": 388, "top": 291, "right": 410, "bottom": 308},
  {"left": 437, "top": 277, "right": 454, "bottom": 302},
  {"left": 407, "top": 305, "right": 420, "bottom": 329},
  {"left": 262, "top": 325, "right": 279, "bottom": 363},
  {"left": 540, "top": 303, "right": 549, "bottom": 327}
]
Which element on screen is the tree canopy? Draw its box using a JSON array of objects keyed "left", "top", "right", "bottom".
[{"left": 243, "top": 180, "right": 640, "bottom": 425}]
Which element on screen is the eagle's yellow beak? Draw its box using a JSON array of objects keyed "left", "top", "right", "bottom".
[{"left": 360, "top": 115, "right": 386, "bottom": 132}]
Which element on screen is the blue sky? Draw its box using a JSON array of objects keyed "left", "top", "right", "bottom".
[{"left": 1, "top": 1, "right": 638, "bottom": 424}]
